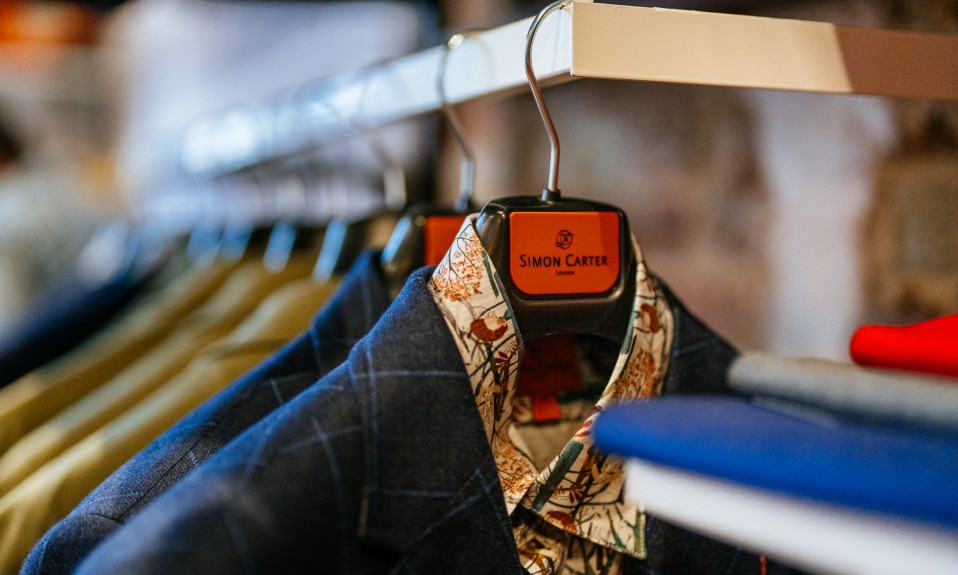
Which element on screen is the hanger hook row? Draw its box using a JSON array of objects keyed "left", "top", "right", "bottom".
[
  {"left": 356, "top": 60, "right": 408, "bottom": 211},
  {"left": 438, "top": 29, "right": 486, "bottom": 213},
  {"left": 526, "top": 0, "right": 572, "bottom": 200}
]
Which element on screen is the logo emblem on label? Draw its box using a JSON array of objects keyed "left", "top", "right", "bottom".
[{"left": 555, "top": 229, "right": 574, "bottom": 249}]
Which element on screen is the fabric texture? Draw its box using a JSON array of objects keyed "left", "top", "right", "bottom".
[
  {"left": 0, "top": 263, "right": 332, "bottom": 574},
  {"left": 729, "top": 352, "right": 958, "bottom": 432},
  {"left": 74, "top": 267, "right": 525, "bottom": 575},
  {"left": 593, "top": 396, "right": 958, "bottom": 530},
  {"left": 22, "top": 251, "right": 390, "bottom": 575},
  {"left": 0, "top": 260, "right": 236, "bottom": 459},
  {"left": 850, "top": 316, "right": 958, "bottom": 379},
  {"left": 0, "top": 256, "right": 314, "bottom": 497},
  {"left": 428, "top": 218, "right": 674, "bottom": 572},
  {"left": 0, "top": 268, "right": 150, "bottom": 388},
  {"left": 72, "top": 261, "right": 780, "bottom": 574}
]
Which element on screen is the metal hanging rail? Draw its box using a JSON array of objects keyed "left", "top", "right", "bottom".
[{"left": 180, "top": 1, "right": 958, "bottom": 177}]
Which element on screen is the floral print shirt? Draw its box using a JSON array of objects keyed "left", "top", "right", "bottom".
[{"left": 428, "top": 216, "right": 674, "bottom": 575}]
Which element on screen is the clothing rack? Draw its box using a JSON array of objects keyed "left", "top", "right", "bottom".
[{"left": 181, "top": 1, "right": 958, "bottom": 177}]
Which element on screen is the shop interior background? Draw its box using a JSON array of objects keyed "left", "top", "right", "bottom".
[{"left": 0, "top": 0, "right": 955, "bottom": 361}]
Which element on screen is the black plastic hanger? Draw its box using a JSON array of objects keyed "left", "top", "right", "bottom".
[
  {"left": 312, "top": 91, "right": 405, "bottom": 283},
  {"left": 216, "top": 173, "right": 263, "bottom": 263},
  {"left": 312, "top": 171, "right": 403, "bottom": 283},
  {"left": 190, "top": 175, "right": 272, "bottom": 265},
  {"left": 78, "top": 220, "right": 166, "bottom": 285},
  {"left": 185, "top": 211, "right": 225, "bottom": 268},
  {"left": 380, "top": 30, "right": 483, "bottom": 296},
  {"left": 474, "top": 0, "right": 636, "bottom": 345},
  {"left": 255, "top": 163, "right": 325, "bottom": 272}
]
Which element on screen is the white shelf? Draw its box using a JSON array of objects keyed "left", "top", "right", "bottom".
[{"left": 181, "top": 2, "right": 958, "bottom": 176}]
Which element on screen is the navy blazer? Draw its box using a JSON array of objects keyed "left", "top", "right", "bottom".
[
  {"left": 70, "top": 267, "right": 800, "bottom": 575},
  {"left": 0, "top": 269, "right": 149, "bottom": 388},
  {"left": 23, "top": 251, "right": 392, "bottom": 575}
]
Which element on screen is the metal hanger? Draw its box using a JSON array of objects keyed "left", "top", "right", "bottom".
[
  {"left": 261, "top": 160, "right": 317, "bottom": 272},
  {"left": 312, "top": 67, "right": 406, "bottom": 282},
  {"left": 474, "top": 0, "right": 636, "bottom": 344},
  {"left": 185, "top": 192, "right": 227, "bottom": 267},
  {"left": 528, "top": 1, "right": 564, "bottom": 202},
  {"left": 216, "top": 173, "right": 258, "bottom": 263},
  {"left": 379, "top": 29, "right": 485, "bottom": 296},
  {"left": 440, "top": 30, "right": 481, "bottom": 213}
]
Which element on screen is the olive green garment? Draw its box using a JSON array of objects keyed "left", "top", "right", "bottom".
[
  {"left": 0, "top": 276, "right": 340, "bottom": 574},
  {"left": 0, "top": 260, "right": 237, "bottom": 458},
  {"left": 0, "top": 255, "right": 317, "bottom": 497}
]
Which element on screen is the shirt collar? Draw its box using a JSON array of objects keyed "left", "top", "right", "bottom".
[{"left": 428, "top": 215, "right": 674, "bottom": 561}]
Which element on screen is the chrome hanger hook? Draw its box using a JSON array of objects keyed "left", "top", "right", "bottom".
[
  {"left": 355, "top": 61, "right": 408, "bottom": 211},
  {"left": 438, "top": 30, "right": 484, "bottom": 212},
  {"left": 526, "top": 0, "right": 572, "bottom": 200}
]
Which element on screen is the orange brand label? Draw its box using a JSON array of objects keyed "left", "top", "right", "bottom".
[
  {"left": 531, "top": 397, "right": 562, "bottom": 423},
  {"left": 424, "top": 215, "right": 466, "bottom": 266},
  {"left": 509, "top": 211, "right": 620, "bottom": 295}
]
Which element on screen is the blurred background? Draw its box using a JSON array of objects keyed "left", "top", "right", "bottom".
[{"left": 0, "top": 0, "right": 956, "bottom": 360}]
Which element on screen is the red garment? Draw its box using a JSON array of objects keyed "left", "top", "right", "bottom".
[{"left": 850, "top": 315, "right": 958, "bottom": 379}]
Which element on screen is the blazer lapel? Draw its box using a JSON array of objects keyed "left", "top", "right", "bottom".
[
  {"left": 622, "top": 277, "right": 785, "bottom": 575},
  {"left": 351, "top": 268, "right": 522, "bottom": 572},
  {"left": 655, "top": 276, "right": 740, "bottom": 397}
]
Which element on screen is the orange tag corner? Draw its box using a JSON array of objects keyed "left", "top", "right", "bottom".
[{"left": 424, "top": 215, "right": 466, "bottom": 266}]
